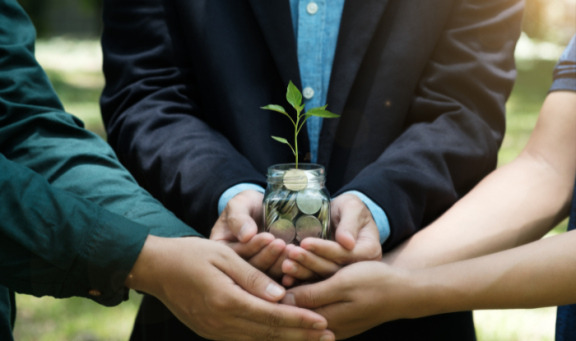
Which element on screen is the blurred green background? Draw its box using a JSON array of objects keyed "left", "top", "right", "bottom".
[{"left": 11, "top": 0, "right": 576, "bottom": 340}]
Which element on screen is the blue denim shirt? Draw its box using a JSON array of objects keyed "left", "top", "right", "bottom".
[{"left": 219, "top": 1, "right": 390, "bottom": 245}]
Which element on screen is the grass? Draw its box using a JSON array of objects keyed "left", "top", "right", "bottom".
[{"left": 12, "top": 41, "right": 566, "bottom": 341}]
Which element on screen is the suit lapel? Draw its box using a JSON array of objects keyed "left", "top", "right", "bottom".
[
  {"left": 318, "top": 0, "right": 390, "bottom": 166},
  {"left": 247, "top": 0, "right": 302, "bottom": 89}
]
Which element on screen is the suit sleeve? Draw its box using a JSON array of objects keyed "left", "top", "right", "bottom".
[
  {"left": 100, "top": 0, "right": 266, "bottom": 235},
  {"left": 336, "top": 0, "right": 524, "bottom": 249},
  {"left": 0, "top": 154, "right": 148, "bottom": 307},
  {"left": 0, "top": 0, "right": 199, "bottom": 240}
]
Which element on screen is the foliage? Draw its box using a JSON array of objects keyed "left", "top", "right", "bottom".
[{"left": 262, "top": 81, "right": 339, "bottom": 168}]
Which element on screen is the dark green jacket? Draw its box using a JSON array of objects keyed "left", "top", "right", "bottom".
[{"left": 0, "top": 0, "right": 201, "bottom": 339}]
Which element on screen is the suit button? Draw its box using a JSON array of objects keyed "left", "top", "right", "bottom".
[{"left": 307, "top": 3, "right": 319, "bottom": 15}]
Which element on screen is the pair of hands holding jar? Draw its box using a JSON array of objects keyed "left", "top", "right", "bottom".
[{"left": 211, "top": 190, "right": 386, "bottom": 339}]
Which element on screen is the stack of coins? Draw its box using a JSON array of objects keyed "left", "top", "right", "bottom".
[{"left": 263, "top": 169, "right": 331, "bottom": 245}]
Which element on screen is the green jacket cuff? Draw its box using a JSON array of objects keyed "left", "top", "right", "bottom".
[{"left": 61, "top": 210, "right": 150, "bottom": 307}]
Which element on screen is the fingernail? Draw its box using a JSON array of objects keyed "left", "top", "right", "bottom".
[
  {"left": 290, "top": 264, "right": 298, "bottom": 274},
  {"left": 283, "top": 293, "right": 296, "bottom": 306},
  {"left": 238, "top": 223, "right": 251, "bottom": 241},
  {"left": 313, "top": 321, "right": 327, "bottom": 330},
  {"left": 320, "top": 335, "right": 333, "bottom": 341},
  {"left": 266, "top": 283, "right": 284, "bottom": 299}
]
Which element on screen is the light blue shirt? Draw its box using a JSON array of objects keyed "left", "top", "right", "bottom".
[{"left": 218, "top": 0, "right": 390, "bottom": 245}]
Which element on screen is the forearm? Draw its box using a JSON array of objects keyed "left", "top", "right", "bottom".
[
  {"left": 413, "top": 230, "right": 576, "bottom": 315},
  {"left": 385, "top": 154, "right": 571, "bottom": 269},
  {"left": 385, "top": 92, "right": 576, "bottom": 269}
]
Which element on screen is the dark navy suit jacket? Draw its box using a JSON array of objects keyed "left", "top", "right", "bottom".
[{"left": 100, "top": 0, "right": 524, "bottom": 339}]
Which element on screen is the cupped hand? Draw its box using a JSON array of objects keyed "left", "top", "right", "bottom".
[
  {"left": 126, "top": 236, "right": 335, "bottom": 341},
  {"left": 282, "top": 194, "right": 382, "bottom": 286},
  {"left": 210, "top": 190, "right": 288, "bottom": 277},
  {"left": 282, "top": 261, "right": 419, "bottom": 339}
]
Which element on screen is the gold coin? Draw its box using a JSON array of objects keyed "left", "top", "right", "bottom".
[
  {"left": 269, "top": 219, "right": 296, "bottom": 243},
  {"left": 318, "top": 201, "right": 330, "bottom": 239},
  {"left": 283, "top": 169, "right": 308, "bottom": 191}
]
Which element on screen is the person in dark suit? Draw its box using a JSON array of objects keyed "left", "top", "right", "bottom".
[
  {"left": 100, "top": 0, "right": 524, "bottom": 340},
  {"left": 285, "top": 35, "right": 576, "bottom": 339}
]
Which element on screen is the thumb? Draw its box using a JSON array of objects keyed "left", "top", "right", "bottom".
[
  {"left": 218, "top": 250, "right": 286, "bottom": 302},
  {"left": 334, "top": 196, "right": 371, "bottom": 250},
  {"left": 222, "top": 194, "right": 262, "bottom": 243},
  {"left": 281, "top": 279, "right": 342, "bottom": 309}
]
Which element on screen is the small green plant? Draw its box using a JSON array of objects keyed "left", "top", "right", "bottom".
[{"left": 261, "top": 81, "right": 339, "bottom": 168}]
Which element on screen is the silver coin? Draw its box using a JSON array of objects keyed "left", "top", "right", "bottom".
[
  {"left": 266, "top": 208, "right": 279, "bottom": 228},
  {"left": 296, "top": 189, "right": 323, "bottom": 215},
  {"left": 280, "top": 205, "right": 299, "bottom": 222},
  {"left": 295, "top": 215, "right": 323, "bottom": 241},
  {"left": 279, "top": 192, "right": 297, "bottom": 214},
  {"left": 269, "top": 219, "right": 296, "bottom": 243},
  {"left": 283, "top": 169, "right": 308, "bottom": 191}
]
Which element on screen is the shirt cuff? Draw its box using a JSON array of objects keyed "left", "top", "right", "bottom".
[
  {"left": 218, "top": 183, "right": 266, "bottom": 216},
  {"left": 62, "top": 209, "right": 150, "bottom": 307},
  {"left": 341, "top": 191, "right": 390, "bottom": 245}
]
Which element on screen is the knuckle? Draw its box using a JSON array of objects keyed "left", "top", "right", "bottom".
[
  {"left": 207, "top": 295, "right": 232, "bottom": 312},
  {"left": 246, "top": 269, "right": 264, "bottom": 290},
  {"left": 265, "top": 309, "right": 284, "bottom": 327}
]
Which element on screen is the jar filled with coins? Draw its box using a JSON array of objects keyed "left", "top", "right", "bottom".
[{"left": 262, "top": 164, "right": 332, "bottom": 245}]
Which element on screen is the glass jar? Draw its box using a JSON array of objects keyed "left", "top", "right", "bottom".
[{"left": 262, "top": 163, "right": 332, "bottom": 245}]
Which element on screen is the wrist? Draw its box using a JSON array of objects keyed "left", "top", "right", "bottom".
[
  {"left": 124, "top": 235, "right": 167, "bottom": 296},
  {"left": 407, "top": 267, "right": 467, "bottom": 318}
]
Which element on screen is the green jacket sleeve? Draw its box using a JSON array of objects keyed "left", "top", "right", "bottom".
[
  {"left": 0, "top": 154, "right": 149, "bottom": 307},
  {"left": 0, "top": 0, "right": 201, "bottom": 239}
]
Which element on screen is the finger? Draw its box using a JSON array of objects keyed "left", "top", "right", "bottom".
[
  {"left": 281, "top": 258, "right": 317, "bottom": 281},
  {"left": 248, "top": 239, "right": 287, "bottom": 272},
  {"left": 301, "top": 235, "right": 381, "bottom": 265},
  {"left": 267, "top": 243, "right": 295, "bottom": 280},
  {"left": 282, "top": 274, "right": 297, "bottom": 287},
  {"left": 231, "top": 285, "right": 330, "bottom": 331},
  {"left": 288, "top": 246, "right": 342, "bottom": 277},
  {"left": 227, "top": 233, "right": 275, "bottom": 259},
  {"left": 282, "top": 279, "right": 343, "bottom": 309},
  {"left": 333, "top": 197, "right": 370, "bottom": 250},
  {"left": 225, "top": 195, "right": 263, "bottom": 242},
  {"left": 234, "top": 319, "right": 335, "bottom": 341},
  {"left": 218, "top": 249, "right": 287, "bottom": 302}
]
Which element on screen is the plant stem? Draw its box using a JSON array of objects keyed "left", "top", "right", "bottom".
[{"left": 295, "top": 108, "right": 300, "bottom": 169}]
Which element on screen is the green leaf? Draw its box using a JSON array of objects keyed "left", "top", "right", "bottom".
[
  {"left": 306, "top": 106, "right": 340, "bottom": 118},
  {"left": 271, "top": 136, "right": 290, "bottom": 144},
  {"left": 286, "top": 81, "right": 302, "bottom": 109},
  {"left": 261, "top": 104, "right": 288, "bottom": 115}
]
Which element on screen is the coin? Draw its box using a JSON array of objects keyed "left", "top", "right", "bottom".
[
  {"left": 269, "top": 219, "right": 296, "bottom": 243},
  {"left": 280, "top": 205, "right": 300, "bottom": 222},
  {"left": 278, "top": 192, "right": 295, "bottom": 214},
  {"left": 283, "top": 169, "right": 308, "bottom": 191},
  {"left": 297, "top": 189, "right": 323, "bottom": 215},
  {"left": 318, "top": 200, "right": 330, "bottom": 238},
  {"left": 295, "top": 215, "right": 323, "bottom": 241},
  {"left": 266, "top": 208, "right": 279, "bottom": 228}
]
